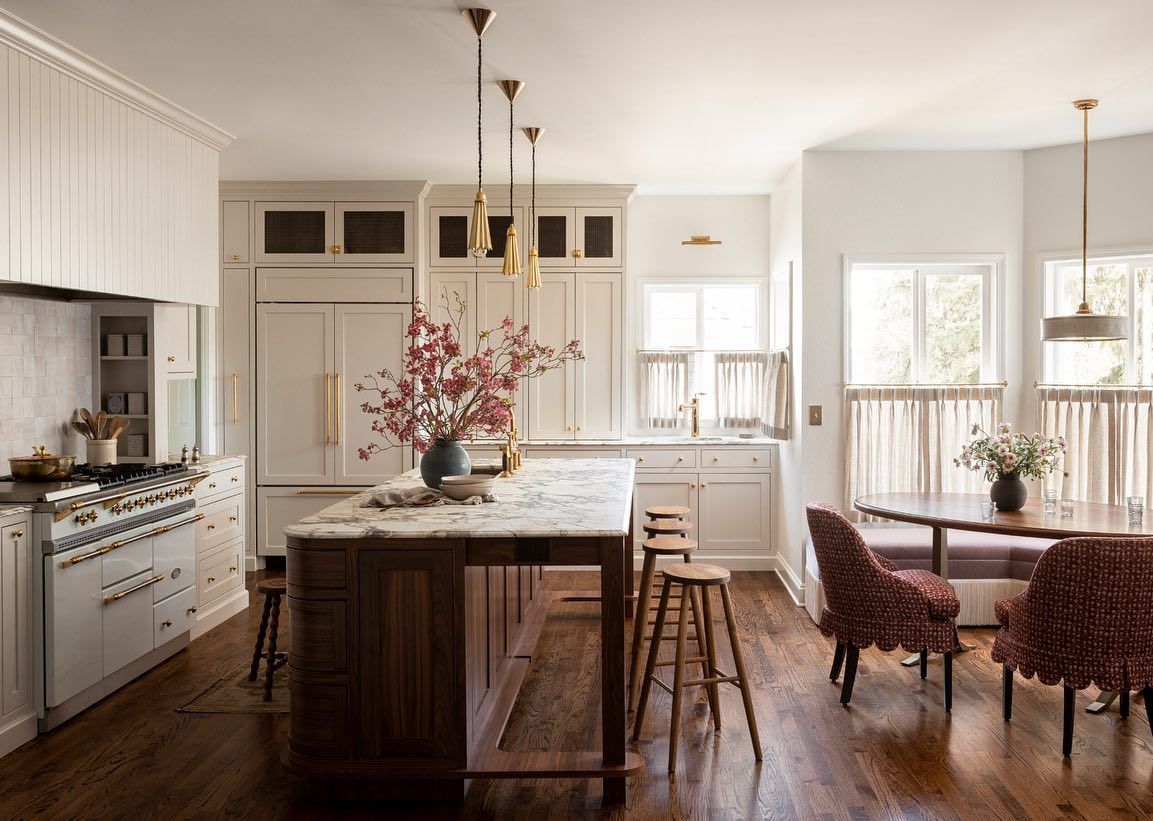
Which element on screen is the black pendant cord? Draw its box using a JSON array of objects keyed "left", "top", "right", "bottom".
[
  {"left": 477, "top": 37, "right": 483, "bottom": 191},
  {"left": 509, "top": 99, "right": 514, "bottom": 221},
  {"left": 531, "top": 143, "right": 536, "bottom": 246}
]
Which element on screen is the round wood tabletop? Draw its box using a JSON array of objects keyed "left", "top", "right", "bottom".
[{"left": 854, "top": 493, "right": 1153, "bottom": 540}]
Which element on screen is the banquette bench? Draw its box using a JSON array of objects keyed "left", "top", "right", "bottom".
[{"left": 804, "top": 523, "right": 1055, "bottom": 626}]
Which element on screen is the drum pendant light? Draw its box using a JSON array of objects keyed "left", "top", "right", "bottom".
[
  {"left": 463, "top": 9, "right": 495, "bottom": 258},
  {"left": 498, "top": 80, "right": 524, "bottom": 278},
  {"left": 522, "top": 127, "right": 544, "bottom": 289},
  {"left": 1040, "top": 99, "right": 1129, "bottom": 342}
]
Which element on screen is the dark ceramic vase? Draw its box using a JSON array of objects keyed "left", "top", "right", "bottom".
[
  {"left": 990, "top": 472, "right": 1027, "bottom": 511},
  {"left": 420, "top": 439, "right": 471, "bottom": 489}
]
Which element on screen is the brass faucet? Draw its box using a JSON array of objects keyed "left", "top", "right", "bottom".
[
  {"left": 678, "top": 394, "right": 703, "bottom": 437},
  {"left": 502, "top": 398, "right": 521, "bottom": 473}
]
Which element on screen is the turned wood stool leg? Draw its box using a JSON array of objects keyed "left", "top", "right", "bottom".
[
  {"left": 633, "top": 578, "right": 673, "bottom": 742},
  {"left": 721, "top": 583, "right": 762, "bottom": 760},
  {"left": 667, "top": 582, "right": 692, "bottom": 774},
  {"left": 264, "top": 593, "right": 282, "bottom": 702},
  {"left": 699, "top": 584, "right": 722, "bottom": 730},
  {"left": 689, "top": 585, "right": 720, "bottom": 728},
  {"left": 628, "top": 549, "right": 657, "bottom": 710},
  {"left": 248, "top": 592, "right": 273, "bottom": 682}
]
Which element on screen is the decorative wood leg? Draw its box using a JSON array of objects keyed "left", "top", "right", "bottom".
[
  {"left": 600, "top": 536, "right": 627, "bottom": 805},
  {"left": 840, "top": 645, "right": 859, "bottom": 706},
  {"left": 1121, "top": 667, "right": 1130, "bottom": 719},
  {"left": 689, "top": 586, "right": 720, "bottom": 729},
  {"left": 667, "top": 584, "right": 692, "bottom": 774},
  {"left": 1002, "top": 665, "right": 1013, "bottom": 721},
  {"left": 628, "top": 550, "right": 656, "bottom": 711},
  {"left": 920, "top": 650, "right": 928, "bottom": 680},
  {"left": 720, "top": 584, "right": 761, "bottom": 761},
  {"left": 264, "top": 594, "right": 281, "bottom": 702},
  {"left": 699, "top": 586, "right": 722, "bottom": 731},
  {"left": 633, "top": 579, "right": 671, "bottom": 743},
  {"left": 943, "top": 651, "right": 952, "bottom": 712},
  {"left": 1063, "top": 685, "right": 1075, "bottom": 757},
  {"left": 248, "top": 593, "right": 272, "bottom": 682},
  {"left": 830, "top": 642, "right": 845, "bottom": 682}
]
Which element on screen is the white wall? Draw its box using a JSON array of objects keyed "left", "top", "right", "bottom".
[
  {"left": 628, "top": 195, "right": 772, "bottom": 278},
  {"left": 767, "top": 163, "right": 804, "bottom": 599},
  {"left": 1023, "top": 132, "right": 1153, "bottom": 392},
  {"left": 793, "top": 150, "right": 1024, "bottom": 583}
]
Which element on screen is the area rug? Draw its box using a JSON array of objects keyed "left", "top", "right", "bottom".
[{"left": 179, "top": 662, "right": 289, "bottom": 714}]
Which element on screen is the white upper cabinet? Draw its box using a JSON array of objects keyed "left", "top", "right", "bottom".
[
  {"left": 221, "top": 202, "right": 251, "bottom": 263},
  {"left": 574, "top": 273, "right": 622, "bottom": 439},
  {"left": 527, "top": 273, "right": 576, "bottom": 440},
  {"left": 153, "top": 304, "right": 197, "bottom": 377},
  {"left": 428, "top": 205, "right": 525, "bottom": 269},
  {"left": 0, "top": 11, "right": 232, "bottom": 304},
  {"left": 574, "top": 207, "right": 623, "bottom": 268},
  {"left": 255, "top": 201, "right": 413, "bottom": 264}
]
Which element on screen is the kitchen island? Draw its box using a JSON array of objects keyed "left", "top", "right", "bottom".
[{"left": 282, "top": 458, "right": 642, "bottom": 804}]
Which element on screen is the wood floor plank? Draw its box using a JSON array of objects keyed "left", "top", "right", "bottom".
[{"left": 0, "top": 569, "right": 1151, "bottom": 819}]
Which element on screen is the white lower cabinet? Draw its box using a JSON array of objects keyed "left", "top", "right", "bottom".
[
  {"left": 155, "top": 587, "right": 199, "bottom": 646},
  {"left": 696, "top": 473, "right": 772, "bottom": 555},
  {"left": 0, "top": 517, "right": 34, "bottom": 757},
  {"left": 258, "top": 487, "right": 363, "bottom": 557},
  {"left": 190, "top": 459, "right": 249, "bottom": 637},
  {"left": 633, "top": 474, "right": 699, "bottom": 546}
]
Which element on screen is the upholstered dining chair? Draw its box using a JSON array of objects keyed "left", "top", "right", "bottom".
[
  {"left": 993, "top": 536, "right": 1153, "bottom": 757},
  {"left": 805, "top": 502, "right": 961, "bottom": 710}
]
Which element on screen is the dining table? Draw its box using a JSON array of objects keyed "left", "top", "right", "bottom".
[{"left": 854, "top": 492, "right": 1153, "bottom": 713}]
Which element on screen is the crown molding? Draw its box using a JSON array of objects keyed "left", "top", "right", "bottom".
[
  {"left": 0, "top": 9, "right": 234, "bottom": 150},
  {"left": 218, "top": 180, "right": 433, "bottom": 199},
  {"left": 427, "top": 183, "right": 637, "bottom": 203}
]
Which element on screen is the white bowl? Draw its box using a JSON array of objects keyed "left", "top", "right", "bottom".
[{"left": 441, "top": 479, "right": 494, "bottom": 500}]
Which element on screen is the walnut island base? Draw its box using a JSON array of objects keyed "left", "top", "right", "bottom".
[{"left": 282, "top": 459, "right": 641, "bottom": 804}]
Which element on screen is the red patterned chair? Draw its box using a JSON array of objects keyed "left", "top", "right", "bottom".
[
  {"left": 992, "top": 536, "right": 1153, "bottom": 757},
  {"left": 806, "top": 502, "right": 960, "bottom": 710}
]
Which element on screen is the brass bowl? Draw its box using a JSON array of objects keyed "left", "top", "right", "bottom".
[{"left": 9, "top": 451, "right": 76, "bottom": 480}]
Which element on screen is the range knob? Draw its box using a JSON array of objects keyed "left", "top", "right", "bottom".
[
  {"left": 136, "top": 497, "right": 146, "bottom": 507},
  {"left": 147, "top": 494, "right": 157, "bottom": 505},
  {"left": 87, "top": 511, "right": 99, "bottom": 523},
  {"left": 74, "top": 513, "right": 87, "bottom": 525},
  {"left": 112, "top": 504, "right": 123, "bottom": 515},
  {"left": 167, "top": 489, "right": 177, "bottom": 500}
]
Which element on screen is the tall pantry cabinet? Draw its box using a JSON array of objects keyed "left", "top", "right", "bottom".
[
  {"left": 425, "top": 185, "right": 632, "bottom": 443},
  {"left": 218, "top": 182, "right": 427, "bottom": 559}
]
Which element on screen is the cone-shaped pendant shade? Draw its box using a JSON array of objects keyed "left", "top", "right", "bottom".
[
  {"left": 502, "top": 224, "right": 521, "bottom": 277},
  {"left": 468, "top": 191, "right": 492, "bottom": 258},
  {"left": 525, "top": 247, "right": 541, "bottom": 289}
]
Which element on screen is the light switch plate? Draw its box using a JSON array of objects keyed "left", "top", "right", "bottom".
[{"left": 808, "top": 404, "right": 823, "bottom": 425}]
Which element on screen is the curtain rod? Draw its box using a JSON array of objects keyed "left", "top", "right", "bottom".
[
  {"left": 1035, "top": 381, "right": 1152, "bottom": 389},
  {"left": 635, "top": 348, "right": 773, "bottom": 354},
  {"left": 843, "top": 381, "right": 1007, "bottom": 388}
]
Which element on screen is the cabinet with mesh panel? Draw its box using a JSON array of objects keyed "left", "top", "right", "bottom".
[
  {"left": 255, "top": 202, "right": 412, "bottom": 264},
  {"left": 529, "top": 207, "right": 621, "bottom": 269}
]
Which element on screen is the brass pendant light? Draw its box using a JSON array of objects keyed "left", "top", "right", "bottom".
[
  {"left": 463, "top": 9, "right": 495, "bottom": 258},
  {"left": 1040, "top": 99, "right": 1129, "bottom": 342},
  {"left": 522, "top": 127, "right": 544, "bottom": 289},
  {"left": 498, "top": 80, "right": 524, "bottom": 278}
]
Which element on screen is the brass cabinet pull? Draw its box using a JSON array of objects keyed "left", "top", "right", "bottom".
[
  {"left": 231, "top": 254, "right": 239, "bottom": 261},
  {"left": 105, "top": 574, "right": 165, "bottom": 604},
  {"left": 229, "top": 515, "right": 237, "bottom": 522},
  {"left": 161, "top": 619, "right": 173, "bottom": 628},
  {"left": 207, "top": 576, "right": 216, "bottom": 583},
  {"left": 572, "top": 249, "right": 583, "bottom": 258},
  {"left": 701, "top": 482, "right": 708, "bottom": 488},
  {"left": 295, "top": 489, "right": 357, "bottom": 495},
  {"left": 335, "top": 373, "right": 342, "bottom": 444},
  {"left": 12, "top": 529, "right": 22, "bottom": 538},
  {"left": 324, "top": 373, "right": 332, "bottom": 444},
  {"left": 187, "top": 606, "right": 198, "bottom": 615},
  {"left": 713, "top": 456, "right": 720, "bottom": 462},
  {"left": 231, "top": 476, "right": 239, "bottom": 482},
  {"left": 330, "top": 244, "right": 342, "bottom": 254},
  {"left": 208, "top": 483, "right": 216, "bottom": 489},
  {"left": 677, "top": 456, "right": 684, "bottom": 462},
  {"left": 207, "top": 523, "right": 216, "bottom": 531},
  {"left": 576, "top": 425, "right": 582, "bottom": 432},
  {"left": 752, "top": 455, "right": 759, "bottom": 462},
  {"left": 690, "top": 482, "right": 697, "bottom": 488},
  {"left": 637, "top": 456, "right": 644, "bottom": 462},
  {"left": 167, "top": 355, "right": 176, "bottom": 363},
  {"left": 229, "top": 565, "right": 238, "bottom": 573},
  {"left": 231, "top": 372, "right": 239, "bottom": 424}
]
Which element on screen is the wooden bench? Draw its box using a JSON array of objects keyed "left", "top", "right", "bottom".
[{"left": 804, "top": 523, "right": 1055, "bottom": 626}]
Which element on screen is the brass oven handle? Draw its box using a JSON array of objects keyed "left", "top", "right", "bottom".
[
  {"left": 231, "top": 372, "right": 239, "bottom": 424},
  {"left": 324, "top": 373, "right": 332, "bottom": 445},
  {"left": 335, "top": 372, "right": 342, "bottom": 445},
  {"left": 104, "top": 574, "right": 165, "bottom": 604},
  {"left": 64, "top": 514, "right": 205, "bottom": 567}
]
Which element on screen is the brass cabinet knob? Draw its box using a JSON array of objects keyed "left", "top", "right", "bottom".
[
  {"left": 207, "top": 576, "right": 216, "bottom": 583},
  {"left": 229, "top": 565, "right": 238, "bottom": 573},
  {"left": 167, "top": 355, "right": 176, "bottom": 362},
  {"left": 161, "top": 619, "right": 172, "bottom": 628},
  {"left": 701, "top": 482, "right": 709, "bottom": 488},
  {"left": 231, "top": 476, "right": 239, "bottom": 482},
  {"left": 713, "top": 456, "right": 720, "bottom": 462},
  {"left": 690, "top": 482, "right": 696, "bottom": 488},
  {"left": 207, "top": 523, "right": 216, "bottom": 531},
  {"left": 187, "top": 606, "right": 198, "bottom": 615},
  {"left": 209, "top": 482, "right": 217, "bottom": 489},
  {"left": 229, "top": 515, "right": 237, "bottom": 522},
  {"left": 753, "top": 455, "right": 759, "bottom": 462},
  {"left": 12, "top": 529, "right": 22, "bottom": 538},
  {"left": 566, "top": 425, "right": 573, "bottom": 431},
  {"left": 576, "top": 426, "right": 582, "bottom": 431},
  {"left": 231, "top": 254, "right": 239, "bottom": 261},
  {"left": 677, "top": 456, "right": 684, "bottom": 462},
  {"left": 637, "top": 456, "right": 644, "bottom": 462},
  {"left": 330, "top": 244, "right": 342, "bottom": 254},
  {"left": 572, "top": 249, "right": 583, "bottom": 258}
]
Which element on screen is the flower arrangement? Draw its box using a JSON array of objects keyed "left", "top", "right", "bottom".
[
  {"left": 955, "top": 422, "right": 1066, "bottom": 482},
  {"left": 355, "top": 292, "right": 583, "bottom": 457}
]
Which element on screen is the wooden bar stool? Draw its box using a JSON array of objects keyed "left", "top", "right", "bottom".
[
  {"left": 645, "top": 505, "right": 690, "bottom": 521},
  {"left": 628, "top": 536, "right": 717, "bottom": 715},
  {"left": 632, "top": 562, "right": 762, "bottom": 774},
  {"left": 248, "top": 577, "right": 288, "bottom": 701},
  {"left": 642, "top": 519, "right": 692, "bottom": 538}
]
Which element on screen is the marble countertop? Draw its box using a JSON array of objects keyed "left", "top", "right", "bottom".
[
  {"left": 469, "top": 436, "right": 778, "bottom": 448},
  {"left": 285, "top": 458, "right": 636, "bottom": 541},
  {"left": 0, "top": 505, "right": 34, "bottom": 518},
  {"left": 167, "top": 453, "right": 246, "bottom": 468}
]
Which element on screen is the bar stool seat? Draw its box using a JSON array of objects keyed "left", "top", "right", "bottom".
[
  {"left": 633, "top": 561, "right": 762, "bottom": 774},
  {"left": 645, "top": 505, "right": 691, "bottom": 520},
  {"left": 249, "top": 577, "right": 288, "bottom": 701},
  {"left": 643, "top": 519, "right": 692, "bottom": 537},
  {"left": 642, "top": 536, "right": 699, "bottom": 555}
]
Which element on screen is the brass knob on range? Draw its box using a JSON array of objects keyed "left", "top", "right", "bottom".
[
  {"left": 167, "top": 489, "right": 177, "bottom": 500},
  {"left": 176, "top": 487, "right": 186, "bottom": 497},
  {"left": 147, "top": 494, "right": 157, "bottom": 504}
]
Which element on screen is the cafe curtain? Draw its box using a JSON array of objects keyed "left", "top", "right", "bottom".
[
  {"left": 713, "top": 350, "right": 791, "bottom": 438},
  {"left": 1037, "top": 386, "right": 1153, "bottom": 505},
  {"left": 844, "top": 384, "right": 1003, "bottom": 518},
  {"left": 636, "top": 352, "right": 690, "bottom": 429}
]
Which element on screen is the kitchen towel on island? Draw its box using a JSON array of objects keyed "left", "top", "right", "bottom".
[{"left": 362, "top": 487, "right": 497, "bottom": 508}]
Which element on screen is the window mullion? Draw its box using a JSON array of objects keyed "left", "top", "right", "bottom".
[{"left": 913, "top": 268, "right": 925, "bottom": 383}]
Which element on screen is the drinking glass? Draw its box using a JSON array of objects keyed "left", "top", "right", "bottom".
[
  {"left": 1128, "top": 496, "right": 1144, "bottom": 526},
  {"left": 1042, "top": 489, "right": 1058, "bottom": 515},
  {"left": 979, "top": 501, "right": 995, "bottom": 520},
  {"left": 1060, "top": 498, "right": 1075, "bottom": 518}
]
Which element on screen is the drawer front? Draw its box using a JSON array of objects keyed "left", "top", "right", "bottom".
[
  {"left": 257, "top": 267, "right": 412, "bottom": 303},
  {"left": 626, "top": 448, "right": 697, "bottom": 469},
  {"left": 153, "top": 521, "right": 197, "bottom": 602},
  {"left": 700, "top": 448, "right": 773, "bottom": 469},
  {"left": 154, "top": 586, "right": 199, "bottom": 646},
  {"left": 199, "top": 541, "right": 244, "bottom": 605},
  {"left": 196, "top": 464, "right": 245, "bottom": 503},
  {"left": 103, "top": 571, "right": 159, "bottom": 675},
  {"left": 523, "top": 448, "right": 623, "bottom": 460},
  {"left": 102, "top": 538, "right": 153, "bottom": 587},
  {"left": 259, "top": 487, "right": 363, "bottom": 557},
  {"left": 199, "top": 495, "right": 244, "bottom": 553}
]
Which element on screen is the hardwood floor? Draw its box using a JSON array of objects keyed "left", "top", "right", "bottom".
[{"left": 1, "top": 570, "right": 1151, "bottom": 819}]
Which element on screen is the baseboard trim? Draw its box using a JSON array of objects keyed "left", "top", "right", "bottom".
[
  {"left": 190, "top": 587, "right": 250, "bottom": 640},
  {"left": 245, "top": 555, "right": 267, "bottom": 573},
  {"left": 0, "top": 709, "right": 36, "bottom": 758},
  {"left": 774, "top": 556, "right": 805, "bottom": 606}
]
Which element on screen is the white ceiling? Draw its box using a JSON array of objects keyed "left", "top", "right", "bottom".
[{"left": 5, "top": 0, "right": 1153, "bottom": 193}]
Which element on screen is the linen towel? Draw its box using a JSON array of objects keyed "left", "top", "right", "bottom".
[{"left": 361, "top": 487, "right": 496, "bottom": 508}]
